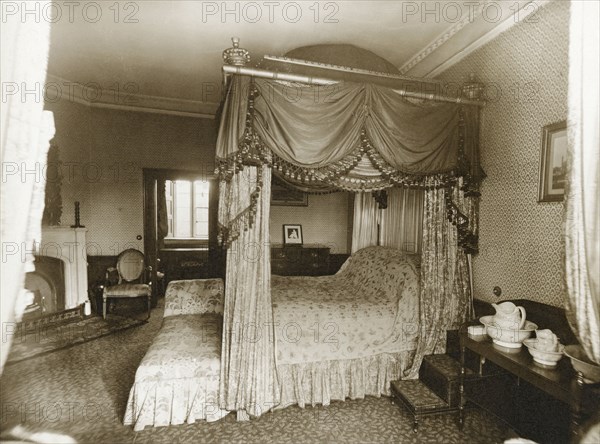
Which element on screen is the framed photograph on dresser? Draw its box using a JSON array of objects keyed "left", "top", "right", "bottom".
[
  {"left": 283, "top": 224, "right": 303, "bottom": 246},
  {"left": 538, "top": 120, "right": 567, "bottom": 202}
]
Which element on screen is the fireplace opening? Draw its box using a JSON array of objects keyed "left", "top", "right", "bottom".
[{"left": 22, "top": 256, "right": 65, "bottom": 321}]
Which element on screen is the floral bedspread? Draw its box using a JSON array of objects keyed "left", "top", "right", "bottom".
[
  {"left": 124, "top": 279, "right": 228, "bottom": 430},
  {"left": 272, "top": 246, "right": 420, "bottom": 365}
]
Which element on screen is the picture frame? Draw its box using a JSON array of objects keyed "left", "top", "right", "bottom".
[
  {"left": 283, "top": 224, "right": 303, "bottom": 246},
  {"left": 538, "top": 120, "right": 568, "bottom": 202},
  {"left": 271, "top": 182, "right": 308, "bottom": 206}
]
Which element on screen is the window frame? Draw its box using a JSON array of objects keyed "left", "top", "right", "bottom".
[
  {"left": 152, "top": 170, "right": 217, "bottom": 250},
  {"left": 165, "top": 179, "right": 210, "bottom": 242}
]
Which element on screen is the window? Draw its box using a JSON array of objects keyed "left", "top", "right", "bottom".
[{"left": 165, "top": 180, "right": 210, "bottom": 241}]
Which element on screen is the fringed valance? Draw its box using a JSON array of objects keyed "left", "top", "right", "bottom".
[
  {"left": 216, "top": 75, "right": 483, "bottom": 252},
  {"left": 216, "top": 76, "right": 484, "bottom": 191}
]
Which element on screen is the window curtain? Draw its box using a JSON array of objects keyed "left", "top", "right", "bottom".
[
  {"left": 352, "top": 188, "right": 424, "bottom": 253},
  {"left": 405, "top": 180, "right": 471, "bottom": 378},
  {"left": 156, "top": 179, "right": 168, "bottom": 249},
  {"left": 1, "top": 8, "right": 54, "bottom": 372},
  {"left": 564, "top": 0, "right": 600, "bottom": 364}
]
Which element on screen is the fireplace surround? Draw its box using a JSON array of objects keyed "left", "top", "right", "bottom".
[
  {"left": 23, "top": 256, "right": 65, "bottom": 318},
  {"left": 35, "top": 227, "right": 89, "bottom": 310}
]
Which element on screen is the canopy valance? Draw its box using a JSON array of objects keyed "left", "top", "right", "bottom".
[{"left": 216, "top": 76, "right": 483, "bottom": 192}]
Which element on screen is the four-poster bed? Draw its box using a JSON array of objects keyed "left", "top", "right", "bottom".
[
  {"left": 216, "top": 40, "right": 485, "bottom": 420},
  {"left": 124, "top": 40, "right": 486, "bottom": 430}
]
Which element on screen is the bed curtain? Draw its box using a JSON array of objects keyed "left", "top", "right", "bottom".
[
  {"left": 217, "top": 74, "right": 482, "bottom": 417},
  {"left": 406, "top": 178, "right": 472, "bottom": 377},
  {"left": 352, "top": 188, "right": 424, "bottom": 254},
  {"left": 218, "top": 164, "right": 281, "bottom": 418},
  {"left": 565, "top": 0, "right": 600, "bottom": 365}
]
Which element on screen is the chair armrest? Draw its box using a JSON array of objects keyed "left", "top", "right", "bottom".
[
  {"left": 164, "top": 279, "right": 224, "bottom": 318},
  {"left": 105, "top": 267, "right": 119, "bottom": 286},
  {"left": 143, "top": 264, "right": 152, "bottom": 284}
]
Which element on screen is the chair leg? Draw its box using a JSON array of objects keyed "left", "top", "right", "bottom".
[
  {"left": 147, "top": 296, "right": 151, "bottom": 320},
  {"left": 103, "top": 297, "right": 107, "bottom": 319}
]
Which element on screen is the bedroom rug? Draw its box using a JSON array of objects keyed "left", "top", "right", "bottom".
[
  {"left": 5, "top": 314, "right": 146, "bottom": 365},
  {"left": 0, "top": 301, "right": 516, "bottom": 443}
]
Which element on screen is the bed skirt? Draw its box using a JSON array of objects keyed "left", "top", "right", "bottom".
[
  {"left": 122, "top": 312, "right": 229, "bottom": 431},
  {"left": 124, "top": 375, "right": 228, "bottom": 431},
  {"left": 276, "top": 350, "right": 417, "bottom": 409}
]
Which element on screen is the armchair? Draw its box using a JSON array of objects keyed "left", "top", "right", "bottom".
[{"left": 102, "top": 249, "right": 152, "bottom": 320}]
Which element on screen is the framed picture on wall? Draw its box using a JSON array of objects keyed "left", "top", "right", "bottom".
[
  {"left": 271, "top": 182, "right": 308, "bottom": 206},
  {"left": 538, "top": 120, "right": 568, "bottom": 202},
  {"left": 283, "top": 224, "right": 303, "bottom": 246}
]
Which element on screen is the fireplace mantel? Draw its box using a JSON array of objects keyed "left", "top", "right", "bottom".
[{"left": 37, "top": 227, "right": 88, "bottom": 310}]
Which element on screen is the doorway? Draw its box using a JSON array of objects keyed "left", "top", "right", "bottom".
[{"left": 142, "top": 168, "right": 220, "bottom": 306}]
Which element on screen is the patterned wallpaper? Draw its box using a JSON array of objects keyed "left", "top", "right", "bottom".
[{"left": 439, "top": 1, "right": 569, "bottom": 307}]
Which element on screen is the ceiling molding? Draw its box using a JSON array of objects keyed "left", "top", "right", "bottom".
[
  {"left": 45, "top": 74, "right": 219, "bottom": 118},
  {"left": 398, "top": 1, "right": 485, "bottom": 75},
  {"left": 425, "top": 0, "right": 550, "bottom": 78},
  {"left": 401, "top": 0, "right": 550, "bottom": 78}
]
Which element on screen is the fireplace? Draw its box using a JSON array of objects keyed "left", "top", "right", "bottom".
[
  {"left": 22, "top": 256, "right": 66, "bottom": 319},
  {"left": 32, "top": 227, "right": 89, "bottom": 310}
]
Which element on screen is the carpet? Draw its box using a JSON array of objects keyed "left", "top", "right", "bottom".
[
  {"left": 0, "top": 300, "right": 515, "bottom": 443},
  {"left": 5, "top": 315, "right": 146, "bottom": 365}
]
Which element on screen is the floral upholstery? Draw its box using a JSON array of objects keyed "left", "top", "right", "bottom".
[
  {"left": 163, "top": 279, "right": 224, "bottom": 317},
  {"left": 272, "top": 246, "right": 420, "bottom": 408},
  {"left": 124, "top": 279, "right": 228, "bottom": 430}
]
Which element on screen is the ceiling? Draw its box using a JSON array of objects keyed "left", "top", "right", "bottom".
[{"left": 47, "top": 0, "right": 546, "bottom": 117}]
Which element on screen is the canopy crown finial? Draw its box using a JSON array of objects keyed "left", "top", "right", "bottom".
[
  {"left": 462, "top": 73, "right": 484, "bottom": 100},
  {"left": 223, "top": 37, "right": 250, "bottom": 66}
]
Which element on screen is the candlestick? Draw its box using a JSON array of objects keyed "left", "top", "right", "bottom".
[{"left": 71, "top": 201, "right": 85, "bottom": 228}]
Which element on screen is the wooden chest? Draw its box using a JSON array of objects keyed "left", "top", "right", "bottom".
[{"left": 271, "top": 246, "right": 330, "bottom": 276}]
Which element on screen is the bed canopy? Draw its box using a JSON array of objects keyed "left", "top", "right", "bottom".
[{"left": 216, "top": 39, "right": 485, "bottom": 419}]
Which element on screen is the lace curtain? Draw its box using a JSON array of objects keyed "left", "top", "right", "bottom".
[
  {"left": 1, "top": 6, "right": 54, "bottom": 372},
  {"left": 564, "top": 0, "right": 600, "bottom": 364}
]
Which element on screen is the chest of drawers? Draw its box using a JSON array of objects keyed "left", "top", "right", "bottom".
[{"left": 271, "top": 247, "right": 330, "bottom": 276}]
